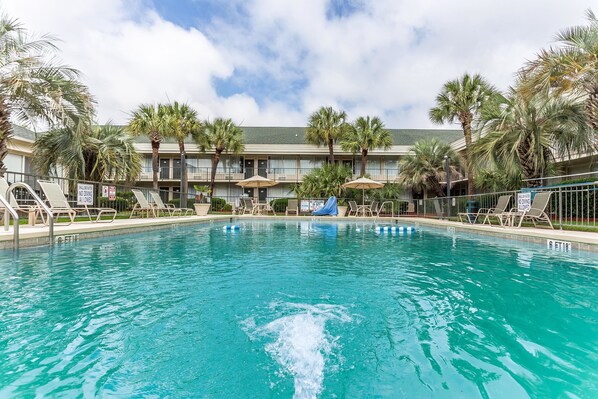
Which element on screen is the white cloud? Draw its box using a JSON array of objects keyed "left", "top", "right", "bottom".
[{"left": 2, "top": 0, "right": 594, "bottom": 128}]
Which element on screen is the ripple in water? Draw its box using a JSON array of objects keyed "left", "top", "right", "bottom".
[{"left": 242, "top": 302, "right": 351, "bottom": 399}]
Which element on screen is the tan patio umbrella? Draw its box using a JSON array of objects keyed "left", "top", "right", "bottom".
[
  {"left": 236, "top": 175, "right": 278, "bottom": 188},
  {"left": 343, "top": 177, "right": 384, "bottom": 215}
]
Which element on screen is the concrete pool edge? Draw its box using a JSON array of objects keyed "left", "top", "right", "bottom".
[
  {"left": 1, "top": 214, "right": 597, "bottom": 252},
  {"left": 0, "top": 215, "right": 233, "bottom": 250},
  {"left": 401, "top": 217, "right": 598, "bottom": 253}
]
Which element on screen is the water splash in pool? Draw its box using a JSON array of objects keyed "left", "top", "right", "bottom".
[{"left": 242, "top": 302, "right": 351, "bottom": 399}]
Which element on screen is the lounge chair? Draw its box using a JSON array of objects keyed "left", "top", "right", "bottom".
[
  {"left": 0, "top": 177, "right": 31, "bottom": 224},
  {"left": 130, "top": 189, "right": 156, "bottom": 218},
  {"left": 348, "top": 200, "right": 359, "bottom": 216},
  {"left": 239, "top": 198, "right": 254, "bottom": 215},
  {"left": 286, "top": 199, "right": 299, "bottom": 216},
  {"left": 38, "top": 180, "right": 117, "bottom": 224},
  {"left": 516, "top": 191, "right": 554, "bottom": 229},
  {"left": 458, "top": 195, "right": 512, "bottom": 225},
  {"left": 149, "top": 191, "right": 193, "bottom": 216}
]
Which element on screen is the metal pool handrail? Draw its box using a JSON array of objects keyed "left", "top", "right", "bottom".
[
  {"left": 1, "top": 194, "right": 19, "bottom": 248},
  {"left": 7, "top": 182, "right": 55, "bottom": 247}
]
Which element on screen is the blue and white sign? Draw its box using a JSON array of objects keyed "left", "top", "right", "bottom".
[
  {"left": 77, "top": 183, "right": 94, "bottom": 206},
  {"left": 517, "top": 192, "right": 531, "bottom": 212}
]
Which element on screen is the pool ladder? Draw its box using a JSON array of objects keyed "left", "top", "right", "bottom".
[{"left": 3, "top": 182, "right": 54, "bottom": 250}]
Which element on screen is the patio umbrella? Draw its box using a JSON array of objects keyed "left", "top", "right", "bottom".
[
  {"left": 236, "top": 175, "right": 278, "bottom": 188},
  {"left": 343, "top": 177, "right": 384, "bottom": 215}
]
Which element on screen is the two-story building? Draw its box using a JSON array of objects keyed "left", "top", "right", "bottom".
[{"left": 132, "top": 127, "right": 464, "bottom": 203}]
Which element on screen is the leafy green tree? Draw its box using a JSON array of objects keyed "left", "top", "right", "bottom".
[
  {"left": 398, "top": 138, "right": 462, "bottom": 198},
  {"left": 429, "top": 73, "right": 499, "bottom": 196},
  {"left": 294, "top": 163, "right": 353, "bottom": 199},
  {"left": 34, "top": 120, "right": 141, "bottom": 182},
  {"left": 163, "top": 102, "right": 201, "bottom": 205},
  {"left": 0, "top": 15, "right": 93, "bottom": 177},
  {"left": 520, "top": 9, "right": 598, "bottom": 133},
  {"left": 127, "top": 104, "right": 167, "bottom": 190},
  {"left": 305, "top": 106, "right": 349, "bottom": 163},
  {"left": 193, "top": 118, "right": 244, "bottom": 195},
  {"left": 474, "top": 91, "right": 594, "bottom": 187},
  {"left": 473, "top": 168, "right": 523, "bottom": 192},
  {"left": 341, "top": 116, "right": 392, "bottom": 176}
]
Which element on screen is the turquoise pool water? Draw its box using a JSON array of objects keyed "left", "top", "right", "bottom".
[{"left": 0, "top": 221, "right": 597, "bottom": 398}]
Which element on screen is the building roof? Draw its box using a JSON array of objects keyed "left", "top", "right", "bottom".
[
  {"left": 127, "top": 126, "right": 462, "bottom": 146},
  {"left": 10, "top": 124, "right": 37, "bottom": 141},
  {"left": 241, "top": 127, "right": 463, "bottom": 145},
  {"left": 10, "top": 124, "right": 463, "bottom": 146}
]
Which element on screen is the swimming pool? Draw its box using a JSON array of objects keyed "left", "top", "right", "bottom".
[{"left": 0, "top": 220, "right": 596, "bottom": 398}]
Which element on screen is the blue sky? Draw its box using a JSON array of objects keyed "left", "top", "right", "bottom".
[{"left": 2, "top": 0, "right": 595, "bottom": 128}]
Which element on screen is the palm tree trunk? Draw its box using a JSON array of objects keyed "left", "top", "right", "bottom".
[
  {"left": 587, "top": 85, "right": 598, "bottom": 138},
  {"left": 151, "top": 140, "right": 160, "bottom": 190},
  {"left": 0, "top": 99, "right": 13, "bottom": 178},
  {"left": 360, "top": 149, "right": 367, "bottom": 176},
  {"left": 210, "top": 150, "right": 222, "bottom": 196},
  {"left": 459, "top": 112, "right": 474, "bottom": 197},
  {"left": 429, "top": 175, "right": 445, "bottom": 197},
  {"left": 327, "top": 138, "right": 335, "bottom": 164},
  {"left": 517, "top": 139, "right": 541, "bottom": 187},
  {"left": 179, "top": 141, "right": 187, "bottom": 207}
]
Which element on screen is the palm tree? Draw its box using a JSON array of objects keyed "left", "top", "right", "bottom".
[
  {"left": 0, "top": 15, "right": 93, "bottom": 177},
  {"left": 88, "top": 124, "right": 141, "bottom": 183},
  {"left": 34, "top": 121, "right": 141, "bottom": 182},
  {"left": 474, "top": 91, "right": 594, "bottom": 187},
  {"left": 398, "top": 138, "right": 462, "bottom": 198},
  {"left": 294, "top": 163, "right": 353, "bottom": 199},
  {"left": 305, "top": 106, "right": 349, "bottom": 163},
  {"left": 429, "top": 73, "right": 499, "bottom": 197},
  {"left": 127, "top": 104, "right": 167, "bottom": 190},
  {"left": 193, "top": 118, "right": 244, "bottom": 196},
  {"left": 163, "top": 102, "right": 201, "bottom": 206},
  {"left": 519, "top": 9, "right": 598, "bottom": 133},
  {"left": 341, "top": 116, "right": 392, "bottom": 176}
]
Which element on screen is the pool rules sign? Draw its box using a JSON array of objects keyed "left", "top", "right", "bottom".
[
  {"left": 517, "top": 192, "right": 531, "bottom": 212},
  {"left": 77, "top": 183, "right": 94, "bottom": 206}
]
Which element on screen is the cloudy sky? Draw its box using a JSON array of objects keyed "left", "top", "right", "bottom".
[{"left": 2, "top": 0, "right": 594, "bottom": 128}]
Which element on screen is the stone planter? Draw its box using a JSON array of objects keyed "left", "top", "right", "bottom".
[
  {"left": 194, "top": 203, "right": 211, "bottom": 216},
  {"left": 337, "top": 205, "right": 348, "bottom": 217}
]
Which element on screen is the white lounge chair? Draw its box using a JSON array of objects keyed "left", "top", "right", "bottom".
[
  {"left": 149, "top": 191, "right": 193, "bottom": 216},
  {"left": 0, "top": 177, "right": 34, "bottom": 225},
  {"left": 458, "top": 195, "right": 512, "bottom": 225},
  {"left": 130, "top": 189, "right": 156, "bottom": 218},
  {"left": 239, "top": 198, "right": 254, "bottom": 215},
  {"left": 286, "top": 199, "right": 299, "bottom": 216},
  {"left": 38, "top": 180, "right": 117, "bottom": 224},
  {"left": 348, "top": 201, "right": 359, "bottom": 216},
  {"left": 516, "top": 191, "right": 554, "bottom": 229}
]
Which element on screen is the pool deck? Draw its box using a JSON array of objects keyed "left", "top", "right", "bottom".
[{"left": 1, "top": 214, "right": 597, "bottom": 251}]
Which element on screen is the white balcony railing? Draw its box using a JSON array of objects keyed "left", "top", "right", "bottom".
[{"left": 138, "top": 167, "right": 402, "bottom": 183}]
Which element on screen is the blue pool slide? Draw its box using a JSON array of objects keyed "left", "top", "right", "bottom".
[{"left": 312, "top": 196, "right": 338, "bottom": 216}]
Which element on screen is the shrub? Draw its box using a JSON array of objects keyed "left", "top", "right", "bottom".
[
  {"left": 271, "top": 198, "right": 290, "bottom": 213},
  {"left": 211, "top": 197, "right": 232, "bottom": 212}
]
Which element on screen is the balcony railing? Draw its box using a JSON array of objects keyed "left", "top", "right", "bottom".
[{"left": 138, "top": 166, "right": 402, "bottom": 183}]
